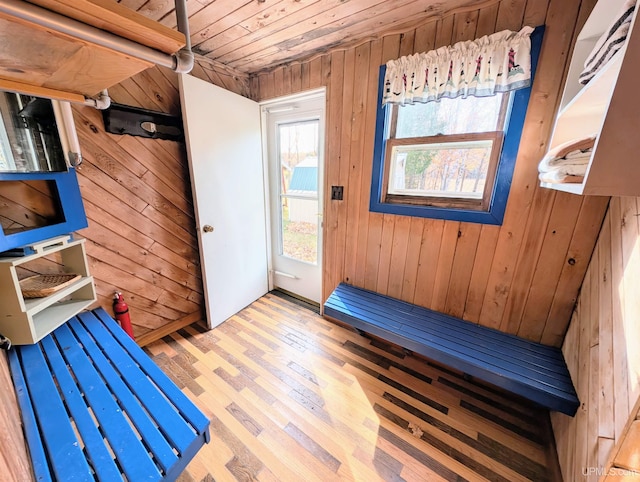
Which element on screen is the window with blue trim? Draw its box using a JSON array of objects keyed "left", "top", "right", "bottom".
[{"left": 370, "top": 26, "right": 544, "bottom": 225}]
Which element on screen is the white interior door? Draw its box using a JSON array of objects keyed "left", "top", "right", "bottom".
[
  {"left": 180, "top": 74, "right": 268, "bottom": 328},
  {"left": 263, "top": 92, "right": 325, "bottom": 304}
]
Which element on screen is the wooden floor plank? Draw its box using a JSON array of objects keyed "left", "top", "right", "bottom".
[{"left": 146, "top": 292, "right": 557, "bottom": 481}]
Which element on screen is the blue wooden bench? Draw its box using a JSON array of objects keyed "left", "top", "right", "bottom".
[
  {"left": 324, "top": 283, "right": 579, "bottom": 416},
  {"left": 8, "top": 308, "right": 210, "bottom": 482}
]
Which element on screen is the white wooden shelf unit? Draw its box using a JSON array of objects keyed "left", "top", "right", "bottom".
[
  {"left": 0, "top": 236, "right": 96, "bottom": 345},
  {"left": 542, "top": 0, "right": 640, "bottom": 196}
]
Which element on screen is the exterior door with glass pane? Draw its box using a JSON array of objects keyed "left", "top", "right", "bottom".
[{"left": 264, "top": 93, "right": 325, "bottom": 304}]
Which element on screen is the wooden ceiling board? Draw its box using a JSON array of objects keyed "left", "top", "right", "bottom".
[
  {"left": 196, "top": 0, "right": 402, "bottom": 60},
  {"left": 118, "top": 0, "right": 148, "bottom": 10},
  {"left": 158, "top": 0, "right": 212, "bottom": 29},
  {"left": 188, "top": 0, "right": 253, "bottom": 37},
  {"left": 121, "top": 0, "right": 504, "bottom": 75},
  {"left": 232, "top": 0, "right": 498, "bottom": 72},
  {"left": 135, "top": 0, "right": 178, "bottom": 22}
]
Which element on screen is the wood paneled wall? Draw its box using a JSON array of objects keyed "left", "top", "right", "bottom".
[
  {"left": 71, "top": 66, "right": 200, "bottom": 342},
  {"left": 254, "top": 0, "right": 609, "bottom": 347},
  {"left": 551, "top": 196, "right": 640, "bottom": 481},
  {"left": 0, "top": 61, "right": 247, "bottom": 343}
]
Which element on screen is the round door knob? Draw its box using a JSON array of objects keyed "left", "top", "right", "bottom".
[{"left": 202, "top": 225, "right": 214, "bottom": 233}]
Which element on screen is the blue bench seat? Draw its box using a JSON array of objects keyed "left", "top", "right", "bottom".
[
  {"left": 8, "top": 308, "right": 210, "bottom": 482},
  {"left": 324, "top": 283, "right": 579, "bottom": 416}
]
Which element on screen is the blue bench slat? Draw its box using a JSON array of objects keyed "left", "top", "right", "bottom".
[
  {"left": 327, "top": 296, "right": 575, "bottom": 397},
  {"left": 328, "top": 292, "right": 574, "bottom": 389},
  {"left": 74, "top": 315, "right": 194, "bottom": 457},
  {"left": 326, "top": 284, "right": 579, "bottom": 408},
  {"left": 339, "top": 284, "right": 565, "bottom": 360},
  {"left": 87, "top": 311, "right": 212, "bottom": 481},
  {"left": 54, "top": 323, "right": 162, "bottom": 481},
  {"left": 325, "top": 299, "right": 575, "bottom": 403},
  {"left": 18, "top": 342, "right": 95, "bottom": 481},
  {"left": 332, "top": 284, "right": 565, "bottom": 362},
  {"left": 91, "top": 308, "right": 211, "bottom": 439},
  {"left": 40, "top": 336, "right": 123, "bottom": 481},
  {"left": 398, "top": 323, "right": 574, "bottom": 398},
  {"left": 324, "top": 283, "right": 579, "bottom": 416},
  {"left": 328, "top": 284, "right": 571, "bottom": 376},
  {"left": 325, "top": 285, "right": 577, "bottom": 395},
  {"left": 7, "top": 350, "right": 52, "bottom": 482},
  {"left": 79, "top": 311, "right": 204, "bottom": 453},
  {"left": 326, "top": 292, "right": 572, "bottom": 381},
  {"left": 9, "top": 309, "right": 210, "bottom": 482},
  {"left": 325, "top": 300, "right": 577, "bottom": 414},
  {"left": 66, "top": 316, "right": 179, "bottom": 473}
]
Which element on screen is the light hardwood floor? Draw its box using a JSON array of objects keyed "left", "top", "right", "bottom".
[{"left": 145, "top": 292, "right": 559, "bottom": 481}]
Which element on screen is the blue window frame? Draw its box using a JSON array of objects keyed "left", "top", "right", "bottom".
[
  {"left": 370, "top": 26, "right": 544, "bottom": 225},
  {"left": 0, "top": 168, "right": 87, "bottom": 252}
]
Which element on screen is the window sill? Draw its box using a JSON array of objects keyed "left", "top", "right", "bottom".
[{"left": 368, "top": 199, "right": 506, "bottom": 224}]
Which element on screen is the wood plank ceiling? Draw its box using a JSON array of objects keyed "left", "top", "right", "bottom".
[{"left": 118, "top": 0, "right": 503, "bottom": 75}]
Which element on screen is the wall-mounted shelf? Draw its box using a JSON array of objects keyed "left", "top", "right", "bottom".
[
  {"left": 0, "top": 0, "right": 186, "bottom": 101},
  {"left": 542, "top": 0, "right": 640, "bottom": 196},
  {"left": 0, "top": 236, "right": 96, "bottom": 345}
]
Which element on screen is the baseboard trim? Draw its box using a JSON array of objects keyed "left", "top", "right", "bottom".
[{"left": 136, "top": 310, "right": 205, "bottom": 347}]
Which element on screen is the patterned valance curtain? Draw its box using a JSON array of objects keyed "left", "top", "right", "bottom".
[{"left": 382, "top": 26, "right": 534, "bottom": 105}]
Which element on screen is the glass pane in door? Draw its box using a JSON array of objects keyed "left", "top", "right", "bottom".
[
  {"left": 280, "top": 195, "right": 318, "bottom": 263},
  {"left": 278, "top": 120, "right": 319, "bottom": 264}
]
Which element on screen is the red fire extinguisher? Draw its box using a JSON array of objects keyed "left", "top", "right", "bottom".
[{"left": 113, "top": 292, "right": 135, "bottom": 340}]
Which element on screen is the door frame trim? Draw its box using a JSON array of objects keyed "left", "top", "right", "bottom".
[{"left": 259, "top": 88, "right": 326, "bottom": 307}]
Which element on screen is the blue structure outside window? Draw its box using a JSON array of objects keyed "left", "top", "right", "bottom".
[{"left": 370, "top": 26, "right": 544, "bottom": 225}]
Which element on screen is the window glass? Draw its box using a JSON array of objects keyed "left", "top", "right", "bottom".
[
  {"left": 395, "top": 94, "right": 505, "bottom": 138},
  {"left": 384, "top": 93, "right": 510, "bottom": 209},
  {"left": 277, "top": 119, "right": 320, "bottom": 265},
  {"left": 387, "top": 139, "right": 494, "bottom": 199}
]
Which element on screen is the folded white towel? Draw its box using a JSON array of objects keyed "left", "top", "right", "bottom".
[
  {"left": 539, "top": 152, "right": 591, "bottom": 173},
  {"left": 539, "top": 170, "right": 585, "bottom": 184},
  {"left": 538, "top": 135, "right": 595, "bottom": 173},
  {"left": 579, "top": 0, "right": 636, "bottom": 85},
  {"left": 548, "top": 162, "right": 589, "bottom": 177}
]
